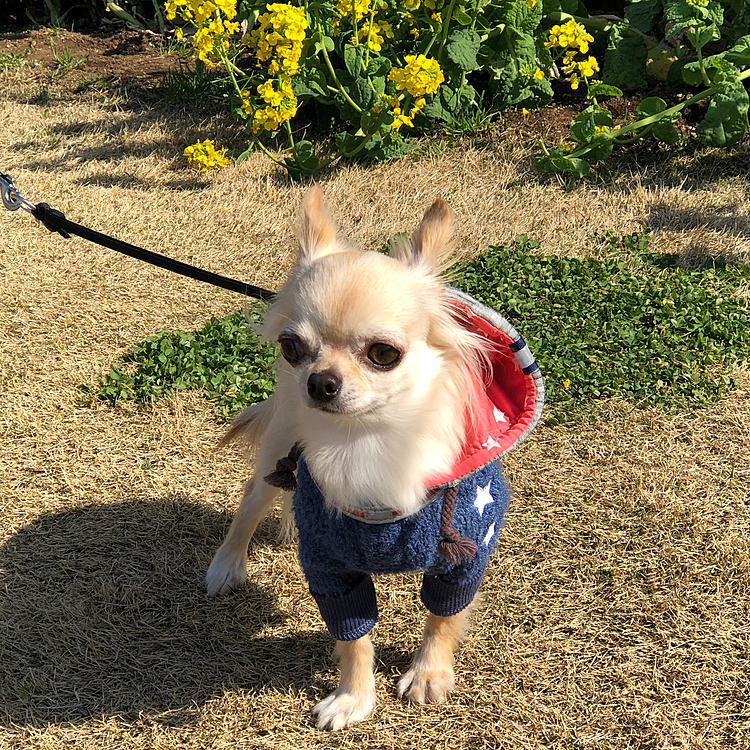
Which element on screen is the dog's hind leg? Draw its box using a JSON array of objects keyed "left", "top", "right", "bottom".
[
  {"left": 396, "top": 607, "right": 473, "bottom": 704},
  {"left": 313, "top": 636, "right": 377, "bottom": 730}
]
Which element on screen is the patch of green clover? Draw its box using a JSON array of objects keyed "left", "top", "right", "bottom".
[
  {"left": 451, "top": 232, "right": 750, "bottom": 422},
  {"left": 92, "top": 233, "right": 750, "bottom": 423},
  {"left": 93, "top": 310, "right": 277, "bottom": 420}
]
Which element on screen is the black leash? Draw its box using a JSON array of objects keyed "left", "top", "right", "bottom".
[{"left": 1, "top": 173, "right": 276, "bottom": 302}]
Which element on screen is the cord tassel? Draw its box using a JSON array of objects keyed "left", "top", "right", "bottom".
[
  {"left": 437, "top": 485, "right": 478, "bottom": 564},
  {"left": 263, "top": 442, "right": 303, "bottom": 491}
]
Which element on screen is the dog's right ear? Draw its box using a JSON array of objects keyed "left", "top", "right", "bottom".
[{"left": 297, "top": 187, "right": 342, "bottom": 263}]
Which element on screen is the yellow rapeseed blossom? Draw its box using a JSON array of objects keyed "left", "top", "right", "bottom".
[
  {"left": 184, "top": 139, "right": 230, "bottom": 173},
  {"left": 358, "top": 17, "right": 394, "bottom": 51},
  {"left": 388, "top": 54, "right": 444, "bottom": 98},
  {"left": 251, "top": 75, "right": 298, "bottom": 132},
  {"left": 533, "top": 67, "right": 545, "bottom": 79},
  {"left": 334, "top": 0, "right": 371, "bottom": 22},
  {"left": 431, "top": 11, "right": 442, "bottom": 22},
  {"left": 545, "top": 20, "right": 594, "bottom": 54},
  {"left": 164, "top": 0, "right": 240, "bottom": 65},
  {"left": 547, "top": 20, "right": 598, "bottom": 91},
  {"left": 527, "top": 0, "right": 536, "bottom": 7},
  {"left": 248, "top": 3, "right": 308, "bottom": 76}
]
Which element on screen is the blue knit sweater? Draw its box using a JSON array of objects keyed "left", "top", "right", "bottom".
[{"left": 293, "top": 458, "right": 510, "bottom": 641}]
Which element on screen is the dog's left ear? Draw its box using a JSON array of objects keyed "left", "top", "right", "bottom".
[
  {"left": 391, "top": 199, "right": 454, "bottom": 272},
  {"left": 297, "top": 186, "right": 343, "bottom": 264}
]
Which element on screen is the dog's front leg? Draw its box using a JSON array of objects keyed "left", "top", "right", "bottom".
[
  {"left": 313, "top": 636, "right": 377, "bottom": 730},
  {"left": 397, "top": 609, "right": 470, "bottom": 704},
  {"left": 205, "top": 477, "right": 284, "bottom": 596}
]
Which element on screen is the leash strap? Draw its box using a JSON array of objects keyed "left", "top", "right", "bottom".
[
  {"left": 1, "top": 173, "right": 275, "bottom": 302},
  {"left": 31, "top": 203, "right": 276, "bottom": 301}
]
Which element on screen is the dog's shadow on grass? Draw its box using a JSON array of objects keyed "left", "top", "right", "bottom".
[{"left": 0, "top": 497, "right": 331, "bottom": 728}]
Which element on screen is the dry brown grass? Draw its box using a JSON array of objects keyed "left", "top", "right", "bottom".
[{"left": 1, "top": 58, "right": 750, "bottom": 750}]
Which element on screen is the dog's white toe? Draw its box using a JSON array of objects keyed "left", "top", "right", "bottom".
[
  {"left": 205, "top": 546, "right": 248, "bottom": 596},
  {"left": 397, "top": 664, "right": 455, "bottom": 704},
  {"left": 312, "top": 688, "right": 376, "bottom": 730}
]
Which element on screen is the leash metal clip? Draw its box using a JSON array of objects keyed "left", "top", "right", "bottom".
[{"left": 1, "top": 173, "right": 36, "bottom": 213}]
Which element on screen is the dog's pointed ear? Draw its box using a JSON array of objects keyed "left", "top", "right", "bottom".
[
  {"left": 297, "top": 187, "right": 342, "bottom": 263},
  {"left": 391, "top": 199, "right": 454, "bottom": 272}
]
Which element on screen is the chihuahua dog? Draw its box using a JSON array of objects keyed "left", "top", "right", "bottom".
[{"left": 206, "top": 188, "right": 540, "bottom": 730}]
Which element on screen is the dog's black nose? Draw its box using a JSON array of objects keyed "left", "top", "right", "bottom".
[{"left": 307, "top": 370, "right": 342, "bottom": 403}]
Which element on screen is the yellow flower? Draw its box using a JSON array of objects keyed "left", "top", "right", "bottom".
[
  {"left": 184, "top": 139, "right": 230, "bottom": 173},
  {"left": 563, "top": 379, "right": 570, "bottom": 389},
  {"left": 431, "top": 11, "right": 442, "bottom": 22},
  {"left": 527, "top": 0, "right": 536, "bottom": 6},
  {"left": 249, "top": 74, "right": 298, "bottom": 132},
  {"left": 533, "top": 67, "right": 544, "bottom": 80},
  {"left": 248, "top": 4, "right": 308, "bottom": 76},
  {"left": 334, "top": 0, "right": 371, "bottom": 23},
  {"left": 388, "top": 54, "right": 444, "bottom": 98}
]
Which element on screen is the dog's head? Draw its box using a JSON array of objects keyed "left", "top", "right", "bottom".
[{"left": 264, "top": 188, "right": 485, "bottom": 419}]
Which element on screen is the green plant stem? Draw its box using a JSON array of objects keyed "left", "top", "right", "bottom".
[
  {"left": 564, "top": 67, "right": 750, "bottom": 159},
  {"left": 254, "top": 137, "right": 291, "bottom": 168},
  {"left": 284, "top": 118, "right": 300, "bottom": 168},
  {"left": 696, "top": 45, "right": 711, "bottom": 87},
  {"left": 437, "top": 0, "right": 459, "bottom": 62},
  {"left": 150, "top": 0, "right": 165, "bottom": 34},
  {"left": 318, "top": 34, "right": 363, "bottom": 114},
  {"left": 613, "top": 68, "right": 750, "bottom": 138},
  {"left": 364, "top": 12, "right": 374, "bottom": 70}
]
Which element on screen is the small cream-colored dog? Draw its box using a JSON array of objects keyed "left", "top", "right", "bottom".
[{"left": 206, "top": 188, "right": 539, "bottom": 729}]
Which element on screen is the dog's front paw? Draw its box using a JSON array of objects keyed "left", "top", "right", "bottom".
[
  {"left": 205, "top": 545, "right": 248, "bottom": 597},
  {"left": 397, "top": 663, "right": 455, "bottom": 704},
  {"left": 313, "top": 688, "right": 376, "bottom": 730}
]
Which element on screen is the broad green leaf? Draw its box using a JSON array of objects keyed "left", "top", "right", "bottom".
[
  {"left": 587, "top": 81, "right": 623, "bottom": 98},
  {"left": 652, "top": 118, "right": 680, "bottom": 144},
  {"left": 505, "top": 0, "right": 543, "bottom": 32},
  {"left": 726, "top": 35, "right": 750, "bottom": 68},
  {"left": 294, "top": 67, "right": 328, "bottom": 98},
  {"left": 367, "top": 55, "right": 391, "bottom": 77},
  {"left": 695, "top": 63, "right": 750, "bottom": 147},
  {"left": 581, "top": 135, "right": 613, "bottom": 162},
  {"left": 636, "top": 96, "right": 667, "bottom": 117},
  {"left": 314, "top": 35, "right": 335, "bottom": 54},
  {"left": 535, "top": 151, "right": 591, "bottom": 176},
  {"left": 571, "top": 104, "right": 614, "bottom": 143},
  {"left": 344, "top": 44, "right": 365, "bottom": 79},
  {"left": 625, "top": 0, "right": 662, "bottom": 33},
  {"left": 681, "top": 60, "right": 709, "bottom": 86},
  {"left": 445, "top": 29, "right": 481, "bottom": 71},
  {"left": 685, "top": 23, "right": 720, "bottom": 52},
  {"left": 452, "top": 8, "right": 472, "bottom": 24},
  {"left": 603, "top": 21, "right": 648, "bottom": 89}
]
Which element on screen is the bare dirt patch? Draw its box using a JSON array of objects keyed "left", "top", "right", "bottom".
[
  {"left": 1, "top": 28, "right": 176, "bottom": 89},
  {"left": 1, "top": 27, "right": 750, "bottom": 750}
]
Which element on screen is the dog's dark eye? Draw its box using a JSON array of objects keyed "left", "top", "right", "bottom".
[
  {"left": 278, "top": 335, "right": 306, "bottom": 366},
  {"left": 367, "top": 343, "right": 401, "bottom": 368}
]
